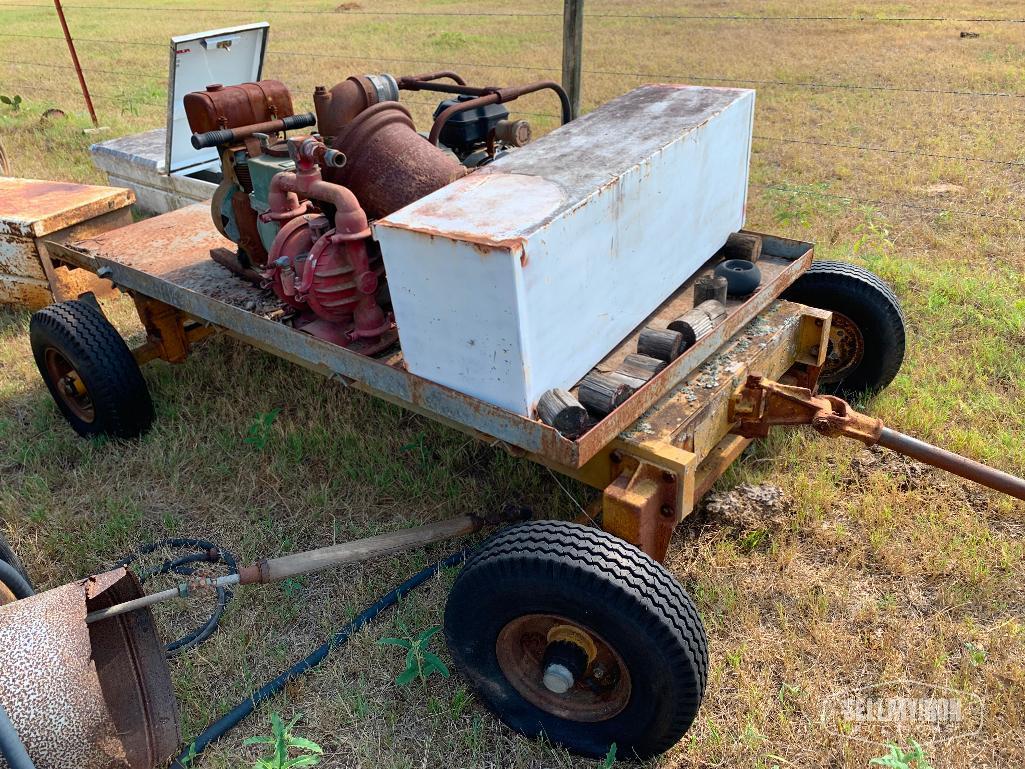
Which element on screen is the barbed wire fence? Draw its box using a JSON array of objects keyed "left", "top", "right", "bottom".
[{"left": 1, "top": 2, "right": 1023, "bottom": 224}]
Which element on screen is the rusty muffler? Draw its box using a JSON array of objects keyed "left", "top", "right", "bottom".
[
  {"left": 0, "top": 569, "right": 179, "bottom": 769},
  {"left": 326, "top": 102, "right": 466, "bottom": 219}
]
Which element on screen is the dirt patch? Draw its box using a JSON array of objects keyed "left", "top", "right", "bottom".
[{"left": 700, "top": 482, "right": 793, "bottom": 532}]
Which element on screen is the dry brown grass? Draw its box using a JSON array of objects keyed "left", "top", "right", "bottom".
[{"left": 2, "top": 1, "right": 1025, "bottom": 767}]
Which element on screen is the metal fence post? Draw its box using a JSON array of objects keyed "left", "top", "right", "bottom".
[
  {"left": 562, "top": 0, "right": 584, "bottom": 120},
  {"left": 53, "top": 0, "right": 98, "bottom": 126}
]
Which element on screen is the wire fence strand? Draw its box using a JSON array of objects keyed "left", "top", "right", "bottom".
[{"left": 2, "top": 4, "right": 1025, "bottom": 23}]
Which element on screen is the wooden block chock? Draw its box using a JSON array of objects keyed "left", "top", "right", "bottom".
[
  {"left": 720, "top": 231, "right": 762, "bottom": 262},
  {"left": 618, "top": 353, "right": 667, "bottom": 383},
  {"left": 668, "top": 300, "right": 727, "bottom": 347},
  {"left": 694, "top": 274, "right": 728, "bottom": 305},
  {"left": 637, "top": 327, "right": 684, "bottom": 362},
  {"left": 578, "top": 372, "right": 633, "bottom": 416},
  {"left": 537, "top": 388, "right": 589, "bottom": 438}
]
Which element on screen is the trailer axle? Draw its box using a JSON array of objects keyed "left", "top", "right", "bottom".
[{"left": 731, "top": 375, "right": 1025, "bottom": 501}]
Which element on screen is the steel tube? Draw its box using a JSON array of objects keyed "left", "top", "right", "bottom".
[
  {"left": 83, "top": 514, "right": 485, "bottom": 624},
  {"left": 85, "top": 573, "right": 241, "bottom": 624},
  {"left": 877, "top": 427, "right": 1025, "bottom": 501}
]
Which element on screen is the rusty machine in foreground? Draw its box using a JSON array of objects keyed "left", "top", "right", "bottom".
[{"left": 3, "top": 68, "right": 1024, "bottom": 769}]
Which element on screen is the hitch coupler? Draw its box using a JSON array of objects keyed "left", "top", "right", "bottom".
[{"left": 730, "top": 375, "right": 1025, "bottom": 502}]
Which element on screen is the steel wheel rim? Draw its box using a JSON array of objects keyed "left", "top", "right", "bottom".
[
  {"left": 496, "top": 613, "right": 632, "bottom": 722},
  {"left": 44, "top": 347, "right": 95, "bottom": 423},
  {"left": 820, "top": 311, "right": 865, "bottom": 384}
]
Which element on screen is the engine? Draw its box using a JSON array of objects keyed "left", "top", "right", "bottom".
[{"left": 185, "top": 72, "right": 566, "bottom": 354}]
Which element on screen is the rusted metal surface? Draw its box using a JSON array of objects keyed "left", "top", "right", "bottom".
[
  {"left": 183, "top": 80, "right": 295, "bottom": 138},
  {"left": 314, "top": 74, "right": 399, "bottom": 137},
  {"left": 0, "top": 178, "right": 134, "bottom": 238},
  {"left": 582, "top": 302, "right": 831, "bottom": 534},
  {"left": 574, "top": 241, "right": 815, "bottom": 464},
  {"left": 732, "top": 375, "right": 1025, "bottom": 502},
  {"left": 327, "top": 102, "right": 465, "bottom": 220},
  {"left": 0, "top": 568, "right": 179, "bottom": 769},
  {"left": 877, "top": 429, "right": 1025, "bottom": 501},
  {"left": 133, "top": 295, "right": 212, "bottom": 364},
  {"left": 495, "top": 614, "right": 631, "bottom": 722},
  {"left": 731, "top": 375, "right": 884, "bottom": 444},
  {"left": 603, "top": 457, "right": 687, "bottom": 561}
]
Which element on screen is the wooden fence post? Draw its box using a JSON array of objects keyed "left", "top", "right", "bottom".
[{"left": 562, "top": 0, "right": 584, "bottom": 120}]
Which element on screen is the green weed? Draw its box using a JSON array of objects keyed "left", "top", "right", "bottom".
[
  {"left": 378, "top": 624, "right": 450, "bottom": 686},
  {"left": 870, "top": 741, "right": 934, "bottom": 769},
  {"left": 243, "top": 713, "right": 323, "bottom": 769},
  {"left": 244, "top": 409, "right": 280, "bottom": 450}
]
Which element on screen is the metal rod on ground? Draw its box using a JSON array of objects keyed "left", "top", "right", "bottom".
[
  {"left": 877, "top": 427, "right": 1025, "bottom": 501},
  {"left": 52, "top": 0, "right": 98, "bottom": 127},
  {"left": 85, "top": 514, "right": 486, "bottom": 624},
  {"left": 562, "top": 0, "right": 584, "bottom": 120}
]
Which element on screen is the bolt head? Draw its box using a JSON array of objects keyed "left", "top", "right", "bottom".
[{"left": 660, "top": 504, "right": 675, "bottom": 517}]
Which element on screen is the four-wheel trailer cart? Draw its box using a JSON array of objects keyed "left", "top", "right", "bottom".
[{"left": 23, "top": 202, "right": 1024, "bottom": 761}]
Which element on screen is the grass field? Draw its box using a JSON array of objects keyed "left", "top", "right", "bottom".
[{"left": 2, "top": 1, "right": 1025, "bottom": 767}]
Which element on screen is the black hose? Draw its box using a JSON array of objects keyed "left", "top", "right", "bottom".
[
  {"left": 0, "top": 560, "right": 33, "bottom": 601},
  {"left": 113, "top": 538, "right": 238, "bottom": 657},
  {"left": 0, "top": 702, "right": 35, "bottom": 769},
  {"left": 169, "top": 548, "right": 469, "bottom": 769}
]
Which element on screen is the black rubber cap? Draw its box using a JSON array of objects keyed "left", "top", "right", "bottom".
[{"left": 714, "top": 259, "right": 762, "bottom": 297}]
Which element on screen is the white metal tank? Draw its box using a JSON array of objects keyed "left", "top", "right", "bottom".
[{"left": 374, "top": 84, "right": 755, "bottom": 417}]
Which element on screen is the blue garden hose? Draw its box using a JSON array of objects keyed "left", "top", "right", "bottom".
[{"left": 169, "top": 547, "right": 469, "bottom": 768}]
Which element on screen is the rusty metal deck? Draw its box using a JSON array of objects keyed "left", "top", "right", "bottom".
[{"left": 46, "top": 203, "right": 814, "bottom": 471}]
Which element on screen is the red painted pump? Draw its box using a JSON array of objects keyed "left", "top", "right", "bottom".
[
  {"left": 185, "top": 73, "right": 570, "bottom": 354},
  {"left": 260, "top": 136, "right": 395, "bottom": 353}
]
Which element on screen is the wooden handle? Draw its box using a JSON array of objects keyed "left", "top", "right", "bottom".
[{"left": 238, "top": 515, "right": 481, "bottom": 585}]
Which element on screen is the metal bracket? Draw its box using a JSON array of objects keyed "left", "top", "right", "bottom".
[
  {"left": 602, "top": 439, "right": 696, "bottom": 562},
  {"left": 132, "top": 295, "right": 213, "bottom": 364},
  {"left": 729, "top": 374, "right": 884, "bottom": 444}
]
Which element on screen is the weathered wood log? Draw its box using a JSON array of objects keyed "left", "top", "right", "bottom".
[
  {"left": 637, "top": 327, "right": 684, "bottom": 361},
  {"left": 619, "top": 353, "right": 667, "bottom": 382},
  {"left": 537, "top": 388, "right": 589, "bottom": 437},
  {"left": 607, "top": 371, "right": 646, "bottom": 390},
  {"left": 694, "top": 274, "right": 728, "bottom": 305},
  {"left": 668, "top": 300, "right": 727, "bottom": 347},
  {"left": 668, "top": 308, "right": 713, "bottom": 347},
  {"left": 578, "top": 372, "right": 633, "bottom": 416},
  {"left": 720, "top": 231, "right": 762, "bottom": 262},
  {"left": 697, "top": 299, "right": 727, "bottom": 323}
]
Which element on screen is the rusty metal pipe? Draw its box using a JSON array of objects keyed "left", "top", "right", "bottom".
[
  {"left": 426, "top": 80, "right": 572, "bottom": 145},
  {"left": 877, "top": 427, "right": 1025, "bottom": 501},
  {"left": 428, "top": 93, "right": 501, "bottom": 145},
  {"left": 397, "top": 71, "right": 467, "bottom": 87}
]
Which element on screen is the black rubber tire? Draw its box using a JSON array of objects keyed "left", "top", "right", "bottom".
[
  {"left": 782, "top": 260, "right": 906, "bottom": 396},
  {"left": 714, "top": 258, "right": 762, "bottom": 296},
  {"left": 444, "top": 520, "right": 707, "bottom": 760},
  {"left": 30, "top": 300, "right": 153, "bottom": 438},
  {"left": 0, "top": 533, "right": 32, "bottom": 598}
]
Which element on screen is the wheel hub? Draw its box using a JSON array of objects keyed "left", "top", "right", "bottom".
[
  {"left": 820, "top": 311, "right": 865, "bottom": 384},
  {"left": 496, "top": 614, "right": 631, "bottom": 722},
  {"left": 43, "top": 347, "right": 95, "bottom": 423}
]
